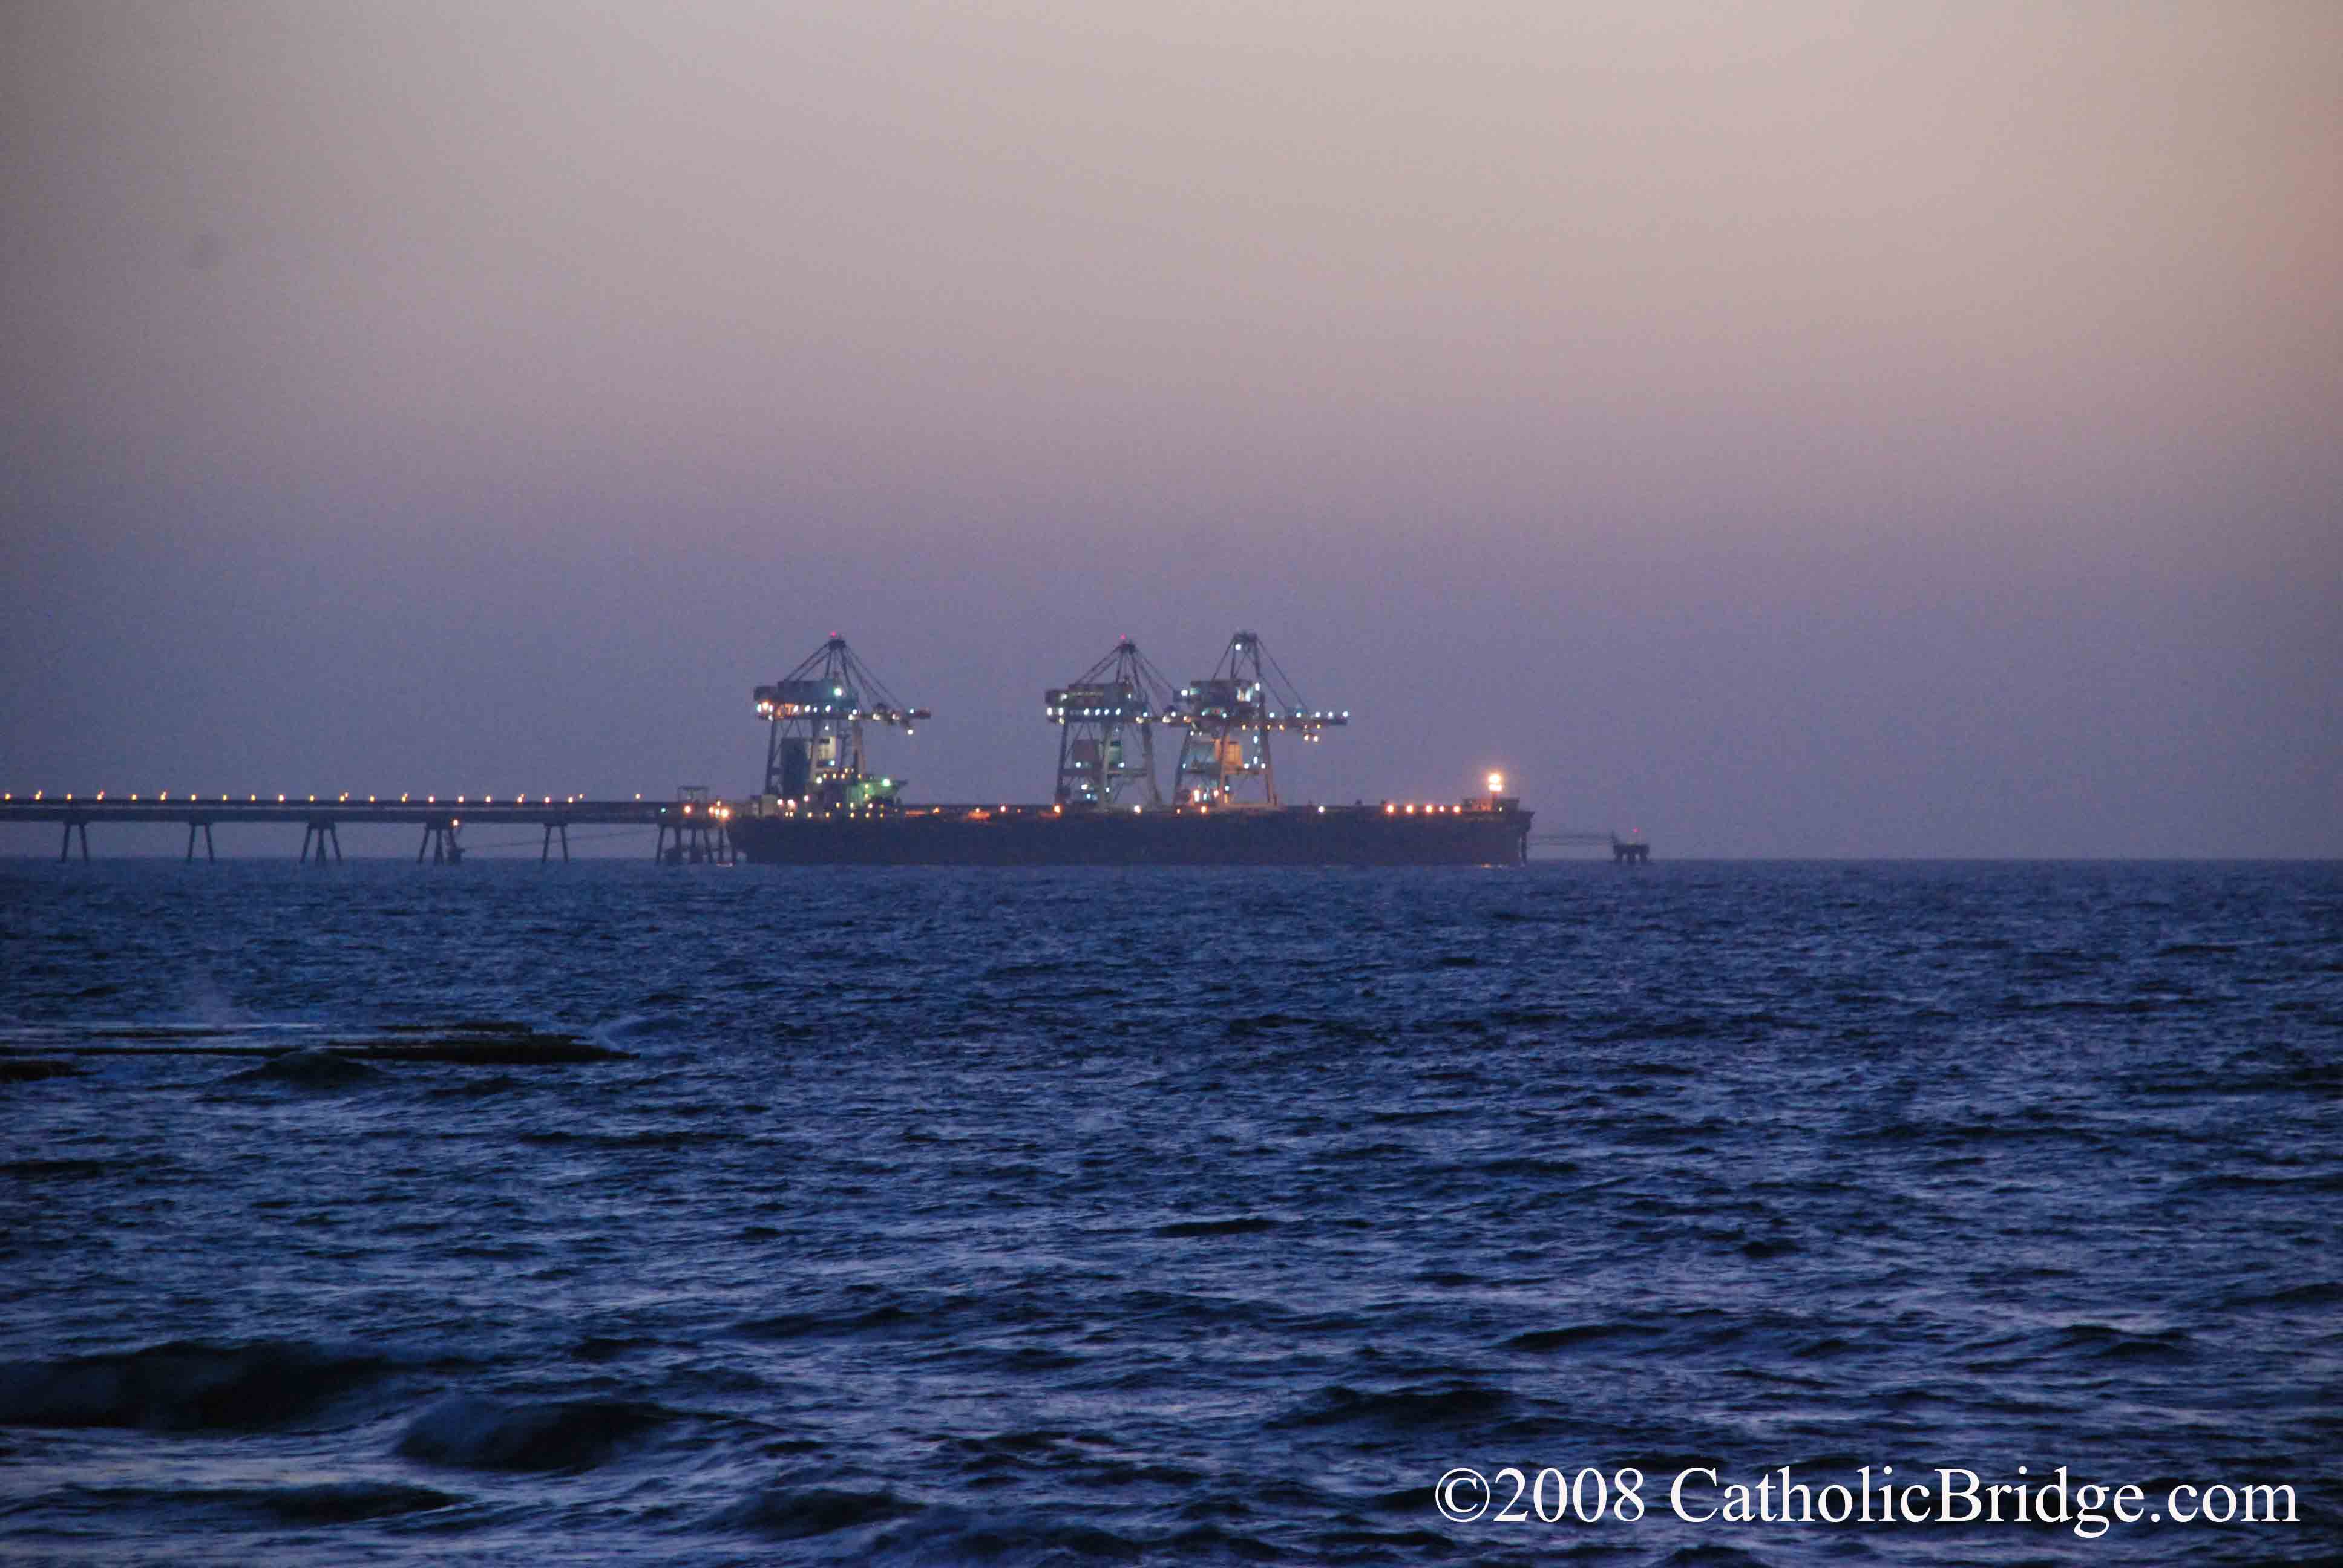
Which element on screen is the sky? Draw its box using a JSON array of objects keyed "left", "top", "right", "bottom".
[{"left": 4, "top": 0, "right": 2337, "bottom": 857}]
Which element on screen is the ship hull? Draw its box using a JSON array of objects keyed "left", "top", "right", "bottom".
[{"left": 727, "top": 806, "right": 1530, "bottom": 866}]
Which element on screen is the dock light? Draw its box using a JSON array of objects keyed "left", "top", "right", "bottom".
[
  {"left": 1487, "top": 773, "right": 1504, "bottom": 794},
  {"left": 278, "top": 794, "right": 285, "bottom": 803}
]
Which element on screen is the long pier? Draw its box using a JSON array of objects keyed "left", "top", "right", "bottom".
[
  {"left": 9, "top": 791, "right": 1643, "bottom": 865},
  {"left": 0, "top": 792, "right": 737, "bottom": 864}
]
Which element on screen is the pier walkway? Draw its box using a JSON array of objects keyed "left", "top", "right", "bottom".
[
  {"left": 1532, "top": 830, "right": 1652, "bottom": 863},
  {"left": 0, "top": 792, "right": 736, "bottom": 864}
]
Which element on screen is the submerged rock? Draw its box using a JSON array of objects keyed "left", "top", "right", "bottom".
[{"left": 234, "top": 1049, "right": 383, "bottom": 1087}]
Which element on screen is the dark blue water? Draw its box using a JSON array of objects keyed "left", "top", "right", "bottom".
[{"left": 3, "top": 860, "right": 2338, "bottom": 1564}]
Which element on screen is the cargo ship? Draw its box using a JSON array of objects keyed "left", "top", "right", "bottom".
[{"left": 723, "top": 633, "right": 1531, "bottom": 867}]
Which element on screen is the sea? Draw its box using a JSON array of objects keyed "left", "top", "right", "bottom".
[{"left": 2, "top": 858, "right": 2337, "bottom": 1566}]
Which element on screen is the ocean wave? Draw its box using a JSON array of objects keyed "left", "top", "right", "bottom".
[
  {"left": 0, "top": 1058, "right": 79, "bottom": 1083},
  {"left": 1270, "top": 1381, "right": 1515, "bottom": 1432},
  {"left": 869, "top": 1504, "right": 1141, "bottom": 1565},
  {"left": 244, "top": 1480, "right": 465, "bottom": 1522},
  {"left": 731, "top": 1292, "right": 1002, "bottom": 1342},
  {"left": 1155, "top": 1215, "right": 1280, "bottom": 1238},
  {"left": 0, "top": 1155, "right": 112, "bottom": 1178},
  {"left": 25, "top": 1480, "right": 464, "bottom": 1527},
  {"left": 2051, "top": 1324, "right": 2197, "bottom": 1362},
  {"left": 718, "top": 1485, "right": 922, "bottom": 1540},
  {"left": 2222, "top": 1280, "right": 2343, "bottom": 1310},
  {"left": 1501, "top": 1322, "right": 1659, "bottom": 1353},
  {"left": 0, "top": 1340, "right": 392, "bottom": 1431},
  {"left": 394, "top": 1392, "right": 675, "bottom": 1472}
]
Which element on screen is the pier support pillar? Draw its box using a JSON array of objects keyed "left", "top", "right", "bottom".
[
  {"left": 654, "top": 817, "right": 724, "bottom": 865},
  {"left": 60, "top": 821, "right": 90, "bottom": 862},
  {"left": 300, "top": 820, "right": 343, "bottom": 864},
  {"left": 417, "top": 820, "right": 462, "bottom": 864},
  {"left": 541, "top": 822, "right": 569, "bottom": 863},
  {"left": 186, "top": 820, "right": 215, "bottom": 863}
]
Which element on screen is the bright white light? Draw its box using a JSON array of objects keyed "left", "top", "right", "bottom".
[{"left": 1487, "top": 773, "right": 1505, "bottom": 794}]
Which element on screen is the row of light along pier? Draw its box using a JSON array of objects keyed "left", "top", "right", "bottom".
[
  {"left": 4, "top": 789, "right": 1648, "bottom": 864},
  {"left": 1, "top": 788, "right": 738, "bottom": 864}
]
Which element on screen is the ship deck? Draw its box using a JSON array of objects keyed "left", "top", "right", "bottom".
[{"left": 727, "top": 802, "right": 1531, "bottom": 866}]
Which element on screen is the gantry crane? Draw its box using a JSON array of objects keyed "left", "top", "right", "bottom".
[
  {"left": 1044, "top": 638, "right": 1183, "bottom": 806},
  {"left": 752, "top": 635, "right": 929, "bottom": 809},
  {"left": 1168, "top": 631, "right": 1347, "bottom": 806}
]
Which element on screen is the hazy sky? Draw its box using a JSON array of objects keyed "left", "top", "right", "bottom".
[{"left": 4, "top": 0, "right": 2337, "bottom": 856}]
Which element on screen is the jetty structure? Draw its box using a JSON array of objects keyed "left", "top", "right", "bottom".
[{"left": 3, "top": 630, "right": 1648, "bottom": 864}]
